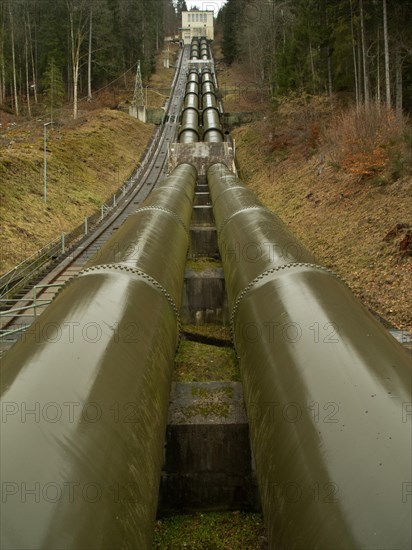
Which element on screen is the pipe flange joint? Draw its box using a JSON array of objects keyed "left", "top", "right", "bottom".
[
  {"left": 76, "top": 264, "right": 182, "bottom": 343},
  {"left": 229, "top": 262, "right": 347, "bottom": 340},
  {"left": 132, "top": 206, "right": 189, "bottom": 232},
  {"left": 217, "top": 205, "right": 265, "bottom": 237}
]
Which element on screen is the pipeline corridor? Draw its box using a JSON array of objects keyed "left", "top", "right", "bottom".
[{"left": 1, "top": 38, "right": 411, "bottom": 549}]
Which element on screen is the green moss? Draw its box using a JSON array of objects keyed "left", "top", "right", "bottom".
[
  {"left": 183, "top": 324, "right": 232, "bottom": 343},
  {"left": 181, "top": 401, "right": 231, "bottom": 420},
  {"left": 186, "top": 258, "right": 222, "bottom": 271},
  {"left": 174, "top": 341, "right": 239, "bottom": 382},
  {"left": 191, "top": 385, "right": 233, "bottom": 399},
  {"left": 153, "top": 512, "right": 266, "bottom": 549}
]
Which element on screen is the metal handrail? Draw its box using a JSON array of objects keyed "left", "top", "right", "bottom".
[
  {"left": 0, "top": 283, "right": 64, "bottom": 340},
  {"left": 0, "top": 132, "right": 159, "bottom": 300}
]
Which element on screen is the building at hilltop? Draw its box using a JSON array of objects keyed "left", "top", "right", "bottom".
[{"left": 180, "top": 10, "right": 214, "bottom": 44}]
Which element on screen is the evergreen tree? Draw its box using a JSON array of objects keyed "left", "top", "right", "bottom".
[
  {"left": 176, "top": 0, "right": 188, "bottom": 16},
  {"left": 219, "top": 0, "right": 239, "bottom": 64}
]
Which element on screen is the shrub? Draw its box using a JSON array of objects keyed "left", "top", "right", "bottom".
[{"left": 322, "top": 103, "right": 411, "bottom": 181}]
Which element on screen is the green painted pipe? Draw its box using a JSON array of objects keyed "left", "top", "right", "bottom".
[
  {"left": 208, "top": 162, "right": 412, "bottom": 550},
  {"left": 183, "top": 93, "right": 199, "bottom": 111},
  {"left": 0, "top": 164, "right": 197, "bottom": 549},
  {"left": 185, "top": 81, "right": 199, "bottom": 96},
  {"left": 178, "top": 109, "right": 200, "bottom": 143},
  {"left": 202, "top": 107, "right": 224, "bottom": 143}
]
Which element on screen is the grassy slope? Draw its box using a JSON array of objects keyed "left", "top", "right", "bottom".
[
  {"left": 0, "top": 43, "right": 182, "bottom": 274},
  {"left": 232, "top": 111, "right": 412, "bottom": 332},
  {"left": 213, "top": 39, "right": 411, "bottom": 332},
  {"left": 0, "top": 111, "right": 153, "bottom": 272}
]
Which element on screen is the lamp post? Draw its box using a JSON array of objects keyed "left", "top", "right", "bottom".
[{"left": 43, "top": 121, "right": 55, "bottom": 205}]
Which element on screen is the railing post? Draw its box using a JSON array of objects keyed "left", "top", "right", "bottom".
[
  {"left": 33, "top": 286, "right": 37, "bottom": 319},
  {"left": 101, "top": 205, "right": 104, "bottom": 221},
  {"left": 61, "top": 234, "right": 65, "bottom": 255},
  {"left": 113, "top": 195, "right": 116, "bottom": 207},
  {"left": 84, "top": 217, "right": 88, "bottom": 236}
]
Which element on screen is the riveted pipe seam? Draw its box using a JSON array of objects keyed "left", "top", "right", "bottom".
[
  {"left": 143, "top": 184, "right": 195, "bottom": 208},
  {"left": 77, "top": 264, "right": 182, "bottom": 342},
  {"left": 216, "top": 206, "right": 266, "bottom": 236},
  {"left": 202, "top": 105, "right": 220, "bottom": 117},
  {"left": 229, "top": 263, "right": 347, "bottom": 341},
  {"left": 133, "top": 206, "right": 190, "bottom": 232}
]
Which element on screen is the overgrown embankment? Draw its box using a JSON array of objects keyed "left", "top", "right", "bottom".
[
  {"left": 231, "top": 97, "right": 412, "bottom": 331},
  {"left": 0, "top": 42, "right": 180, "bottom": 275},
  {"left": 0, "top": 110, "right": 153, "bottom": 272}
]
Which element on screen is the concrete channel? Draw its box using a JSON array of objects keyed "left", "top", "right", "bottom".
[{"left": 161, "top": 175, "right": 259, "bottom": 514}]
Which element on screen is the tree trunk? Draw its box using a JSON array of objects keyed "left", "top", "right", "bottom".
[
  {"left": 383, "top": 0, "right": 391, "bottom": 108},
  {"left": 395, "top": 46, "right": 403, "bottom": 121},
  {"left": 327, "top": 45, "right": 333, "bottom": 96},
  {"left": 325, "top": 8, "right": 332, "bottom": 97},
  {"left": 67, "top": 1, "right": 86, "bottom": 120},
  {"left": 309, "top": 41, "right": 316, "bottom": 94},
  {"left": 272, "top": 0, "right": 278, "bottom": 95},
  {"left": 67, "top": 31, "right": 72, "bottom": 100},
  {"left": 359, "top": 0, "right": 369, "bottom": 107},
  {"left": 25, "top": 25, "right": 31, "bottom": 117},
  {"left": 350, "top": 0, "right": 360, "bottom": 107},
  {"left": 357, "top": 26, "right": 363, "bottom": 104},
  {"left": 87, "top": 6, "right": 92, "bottom": 101},
  {"left": 0, "top": 5, "right": 4, "bottom": 105},
  {"left": 376, "top": 26, "right": 381, "bottom": 110},
  {"left": 9, "top": 0, "right": 19, "bottom": 115},
  {"left": 27, "top": 9, "right": 38, "bottom": 104},
  {"left": 73, "top": 61, "right": 79, "bottom": 119}
]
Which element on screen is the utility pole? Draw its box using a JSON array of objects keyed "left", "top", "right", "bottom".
[{"left": 43, "top": 122, "right": 55, "bottom": 205}]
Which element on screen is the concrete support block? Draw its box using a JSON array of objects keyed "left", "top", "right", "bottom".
[
  {"left": 168, "top": 143, "right": 236, "bottom": 176},
  {"left": 189, "top": 227, "right": 219, "bottom": 258},
  {"left": 128, "top": 105, "right": 148, "bottom": 123},
  {"left": 194, "top": 192, "right": 211, "bottom": 206},
  {"left": 196, "top": 184, "right": 209, "bottom": 193},
  {"left": 159, "top": 382, "right": 261, "bottom": 513},
  {"left": 191, "top": 205, "right": 214, "bottom": 226},
  {"left": 181, "top": 268, "right": 229, "bottom": 325}
]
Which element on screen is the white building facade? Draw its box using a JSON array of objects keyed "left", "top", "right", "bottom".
[{"left": 180, "top": 10, "right": 214, "bottom": 44}]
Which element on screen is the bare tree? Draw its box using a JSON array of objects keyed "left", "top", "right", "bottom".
[
  {"left": 67, "top": 0, "right": 88, "bottom": 119},
  {"left": 26, "top": 2, "right": 38, "bottom": 104},
  {"left": 376, "top": 27, "right": 381, "bottom": 109},
  {"left": 8, "top": 0, "right": 19, "bottom": 114},
  {"left": 0, "top": 0, "right": 5, "bottom": 105},
  {"left": 359, "top": 0, "right": 369, "bottom": 107},
  {"left": 87, "top": 4, "right": 92, "bottom": 101},
  {"left": 382, "top": 0, "right": 390, "bottom": 108},
  {"left": 395, "top": 45, "right": 403, "bottom": 119},
  {"left": 24, "top": 20, "right": 31, "bottom": 116},
  {"left": 350, "top": 0, "right": 360, "bottom": 108}
]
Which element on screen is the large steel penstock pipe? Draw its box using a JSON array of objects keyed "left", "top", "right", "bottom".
[
  {"left": 0, "top": 164, "right": 197, "bottom": 550},
  {"left": 207, "top": 162, "right": 412, "bottom": 550}
]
